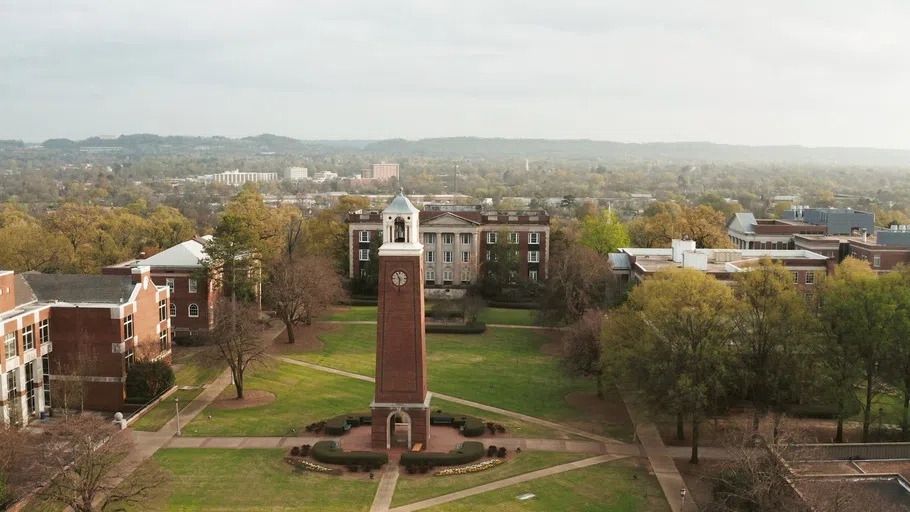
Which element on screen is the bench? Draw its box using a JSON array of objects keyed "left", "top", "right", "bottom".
[{"left": 411, "top": 443, "right": 423, "bottom": 452}]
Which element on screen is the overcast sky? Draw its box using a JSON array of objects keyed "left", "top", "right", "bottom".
[{"left": 2, "top": 1, "right": 909, "bottom": 147}]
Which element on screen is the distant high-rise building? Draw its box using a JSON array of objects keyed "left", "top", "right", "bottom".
[
  {"left": 284, "top": 166, "right": 309, "bottom": 180},
  {"left": 365, "top": 163, "right": 400, "bottom": 180},
  {"left": 201, "top": 169, "right": 278, "bottom": 185},
  {"left": 311, "top": 171, "right": 339, "bottom": 183}
]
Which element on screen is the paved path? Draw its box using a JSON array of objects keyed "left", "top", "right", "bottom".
[
  {"left": 387, "top": 454, "right": 623, "bottom": 512},
  {"left": 370, "top": 462, "right": 400, "bottom": 512}
]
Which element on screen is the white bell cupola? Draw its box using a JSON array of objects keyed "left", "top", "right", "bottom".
[{"left": 379, "top": 190, "right": 423, "bottom": 256}]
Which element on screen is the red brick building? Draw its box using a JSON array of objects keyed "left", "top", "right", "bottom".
[
  {"left": 0, "top": 266, "right": 171, "bottom": 420},
  {"left": 348, "top": 205, "right": 550, "bottom": 296}
]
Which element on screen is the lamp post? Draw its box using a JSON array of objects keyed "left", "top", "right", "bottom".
[{"left": 175, "top": 397, "right": 181, "bottom": 437}]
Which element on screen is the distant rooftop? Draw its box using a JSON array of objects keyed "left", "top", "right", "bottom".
[{"left": 20, "top": 273, "right": 136, "bottom": 304}]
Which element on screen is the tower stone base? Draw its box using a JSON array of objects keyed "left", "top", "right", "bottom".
[{"left": 371, "top": 404, "right": 430, "bottom": 450}]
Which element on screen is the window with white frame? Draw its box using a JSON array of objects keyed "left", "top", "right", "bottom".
[
  {"left": 805, "top": 271, "right": 815, "bottom": 285},
  {"left": 529, "top": 232, "right": 540, "bottom": 245},
  {"left": 461, "top": 251, "right": 470, "bottom": 263},
  {"left": 160, "top": 329, "right": 170, "bottom": 352},
  {"left": 443, "top": 251, "right": 453, "bottom": 263},
  {"left": 42, "top": 354, "right": 50, "bottom": 408},
  {"left": 461, "top": 270, "right": 471, "bottom": 283},
  {"left": 166, "top": 278, "right": 175, "bottom": 293},
  {"left": 790, "top": 271, "right": 799, "bottom": 284},
  {"left": 443, "top": 269, "right": 453, "bottom": 282},
  {"left": 125, "top": 348, "right": 134, "bottom": 372},
  {"left": 528, "top": 251, "right": 540, "bottom": 263},
  {"left": 874, "top": 255, "right": 881, "bottom": 268},
  {"left": 529, "top": 270, "right": 538, "bottom": 281},
  {"left": 359, "top": 231, "right": 371, "bottom": 243},
  {"left": 38, "top": 319, "right": 49, "bottom": 345},
  {"left": 25, "top": 361, "right": 35, "bottom": 415},
  {"left": 486, "top": 232, "right": 497, "bottom": 244},
  {"left": 4, "top": 332, "right": 17, "bottom": 359},
  {"left": 123, "top": 314, "right": 134, "bottom": 341},
  {"left": 442, "top": 233, "right": 454, "bottom": 244},
  {"left": 460, "top": 233, "right": 472, "bottom": 245},
  {"left": 426, "top": 251, "right": 435, "bottom": 263},
  {"left": 425, "top": 269, "right": 436, "bottom": 282},
  {"left": 188, "top": 304, "right": 199, "bottom": 318},
  {"left": 509, "top": 232, "right": 519, "bottom": 244},
  {"left": 188, "top": 279, "right": 198, "bottom": 293},
  {"left": 170, "top": 303, "right": 177, "bottom": 317},
  {"left": 159, "top": 300, "right": 167, "bottom": 321},
  {"left": 359, "top": 249, "right": 370, "bottom": 261},
  {"left": 424, "top": 233, "right": 436, "bottom": 244},
  {"left": 21, "top": 326, "right": 33, "bottom": 352}
]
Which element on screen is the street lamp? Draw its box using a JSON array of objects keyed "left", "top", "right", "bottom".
[
  {"left": 680, "top": 488, "right": 687, "bottom": 508},
  {"left": 175, "top": 397, "right": 181, "bottom": 437}
]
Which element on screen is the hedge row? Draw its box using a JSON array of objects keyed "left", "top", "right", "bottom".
[
  {"left": 325, "top": 413, "right": 372, "bottom": 435},
  {"left": 487, "top": 301, "right": 538, "bottom": 310},
  {"left": 431, "top": 413, "right": 485, "bottom": 437},
  {"left": 311, "top": 441, "right": 389, "bottom": 466},
  {"left": 343, "top": 299, "right": 378, "bottom": 307},
  {"left": 788, "top": 401, "right": 861, "bottom": 420},
  {"left": 399, "top": 441, "right": 485, "bottom": 467},
  {"left": 425, "top": 323, "right": 486, "bottom": 335},
  {"left": 425, "top": 310, "right": 464, "bottom": 319}
]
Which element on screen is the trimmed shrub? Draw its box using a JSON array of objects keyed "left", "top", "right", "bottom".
[
  {"left": 487, "top": 445, "right": 497, "bottom": 457},
  {"left": 497, "top": 447, "right": 507, "bottom": 458},
  {"left": 290, "top": 447, "right": 300, "bottom": 457},
  {"left": 300, "top": 444, "right": 311, "bottom": 457},
  {"left": 400, "top": 441, "right": 485, "bottom": 467},
  {"left": 424, "top": 310, "right": 464, "bottom": 319},
  {"left": 461, "top": 417, "right": 486, "bottom": 437},
  {"left": 348, "top": 299, "right": 378, "bottom": 307},
  {"left": 430, "top": 414, "right": 454, "bottom": 426},
  {"left": 426, "top": 323, "right": 486, "bottom": 335},
  {"left": 125, "top": 360, "right": 176, "bottom": 402},
  {"left": 324, "top": 412, "right": 371, "bottom": 435},
  {"left": 487, "top": 301, "right": 537, "bottom": 310},
  {"left": 311, "top": 441, "right": 389, "bottom": 467}
]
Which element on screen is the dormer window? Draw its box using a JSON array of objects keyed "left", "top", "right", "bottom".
[{"left": 394, "top": 217, "right": 406, "bottom": 242}]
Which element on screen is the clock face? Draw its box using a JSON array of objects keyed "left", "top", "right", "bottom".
[{"left": 391, "top": 271, "right": 408, "bottom": 287}]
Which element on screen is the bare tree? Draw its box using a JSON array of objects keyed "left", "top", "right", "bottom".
[
  {"left": 538, "top": 244, "right": 615, "bottom": 325},
  {"left": 799, "top": 479, "right": 910, "bottom": 512},
  {"left": 50, "top": 338, "right": 97, "bottom": 419},
  {"left": 0, "top": 424, "right": 52, "bottom": 507},
  {"left": 265, "top": 255, "right": 343, "bottom": 344},
  {"left": 562, "top": 309, "right": 606, "bottom": 398},
  {"left": 462, "top": 293, "right": 486, "bottom": 325},
  {"left": 206, "top": 298, "right": 268, "bottom": 398},
  {"left": 38, "top": 413, "right": 169, "bottom": 512}
]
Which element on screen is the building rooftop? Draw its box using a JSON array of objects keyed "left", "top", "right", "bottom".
[
  {"left": 619, "top": 246, "right": 828, "bottom": 274},
  {"left": 120, "top": 236, "right": 212, "bottom": 269},
  {"left": 383, "top": 192, "right": 420, "bottom": 215},
  {"left": 20, "top": 273, "right": 136, "bottom": 304}
]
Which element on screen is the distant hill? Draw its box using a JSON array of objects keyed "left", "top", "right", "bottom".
[{"left": 32, "top": 134, "right": 910, "bottom": 165}]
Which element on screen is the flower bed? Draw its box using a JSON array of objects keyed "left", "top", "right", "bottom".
[
  {"left": 435, "top": 458, "right": 505, "bottom": 476},
  {"left": 285, "top": 457, "right": 343, "bottom": 475}
]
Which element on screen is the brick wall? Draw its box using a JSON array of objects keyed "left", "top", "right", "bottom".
[{"left": 0, "top": 273, "right": 15, "bottom": 314}]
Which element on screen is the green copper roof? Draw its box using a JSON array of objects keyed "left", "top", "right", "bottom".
[{"left": 383, "top": 191, "right": 419, "bottom": 215}]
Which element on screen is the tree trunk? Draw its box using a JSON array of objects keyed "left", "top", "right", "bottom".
[
  {"left": 689, "top": 413, "right": 700, "bottom": 464},
  {"left": 595, "top": 374, "right": 604, "bottom": 399},
  {"left": 835, "top": 395, "right": 845, "bottom": 443},
  {"left": 903, "top": 389, "right": 910, "bottom": 442},
  {"left": 752, "top": 408, "right": 761, "bottom": 432},
  {"left": 676, "top": 413, "right": 685, "bottom": 441},
  {"left": 863, "top": 373, "right": 873, "bottom": 443},
  {"left": 284, "top": 318, "right": 295, "bottom": 344},
  {"left": 234, "top": 368, "right": 244, "bottom": 399}
]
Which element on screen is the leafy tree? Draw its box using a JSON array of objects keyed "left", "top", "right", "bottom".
[
  {"left": 538, "top": 244, "right": 615, "bottom": 325},
  {"left": 882, "top": 267, "right": 910, "bottom": 440},
  {"left": 578, "top": 209, "right": 630, "bottom": 256},
  {"left": 480, "top": 231, "right": 519, "bottom": 298},
  {"left": 202, "top": 214, "right": 260, "bottom": 303},
  {"left": 125, "top": 360, "right": 175, "bottom": 401},
  {"left": 626, "top": 203, "right": 732, "bottom": 249},
  {"left": 562, "top": 310, "right": 607, "bottom": 398},
  {"left": 265, "top": 255, "right": 344, "bottom": 344}
]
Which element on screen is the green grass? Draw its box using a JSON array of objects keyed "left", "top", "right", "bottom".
[
  {"left": 849, "top": 390, "right": 908, "bottom": 427},
  {"left": 184, "top": 361, "right": 373, "bottom": 436},
  {"left": 430, "top": 397, "right": 580, "bottom": 440},
  {"left": 147, "top": 449, "right": 378, "bottom": 511},
  {"left": 132, "top": 388, "right": 204, "bottom": 432},
  {"left": 290, "top": 324, "right": 597, "bottom": 426},
  {"left": 391, "top": 451, "right": 592, "bottom": 507},
  {"left": 477, "top": 308, "right": 538, "bottom": 326},
  {"left": 323, "top": 306, "right": 379, "bottom": 322},
  {"left": 429, "top": 459, "right": 669, "bottom": 512}
]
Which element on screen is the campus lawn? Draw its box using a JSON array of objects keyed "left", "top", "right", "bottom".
[
  {"left": 132, "top": 388, "right": 203, "bottom": 432},
  {"left": 323, "top": 306, "right": 379, "bottom": 322},
  {"left": 391, "top": 451, "right": 592, "bottom": 507},
  {"left": 321, "top": 306, "right": 539, "bottom": 326},
  {"left": 290, "top": 324, "right": 601, "bottom": 429},
  {"left": 429, "top": 458, "right": 669, "bottom": 512},
  {"left": 184, "top": 361, "right": 373, "bottom": 437},
  {"left": 146, "top": 449, "right": 378, "bottom": 511},
  {"left": 430, "top": 397, "right": 581, "bottom": 440}
]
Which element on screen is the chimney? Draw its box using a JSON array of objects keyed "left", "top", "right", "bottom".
[{"left": 130, "top": 265, "right": 150, "bottom": 285}]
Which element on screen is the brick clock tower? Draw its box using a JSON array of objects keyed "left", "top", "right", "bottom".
[{"left": 371, "top": 192, "right": 431, "bottom": 450}]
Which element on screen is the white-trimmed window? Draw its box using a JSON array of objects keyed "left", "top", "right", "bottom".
[
  {"left": 424, "top": 233, "right": 436, "bottom": 244},
  {"left": 443, "top": 269, "right": 453, "bottom": 283},
  {"left": 159, "top": 300, "right": 167, "bottom": 321},
  {"left": 166, "top": 278, "right": 175, "bottom": 294},
  {"left": 188, "top": 304, "right": 200, "bottom": 318},
  {"left": 486, "top": 232, "right": 497, "bottom": 244},
  {"left": 359, "top": 231, "right": 371, "bottom": 243},
  {"left": 4, "top": 332, "right": 17, "bottom": 359},
  {"left": 426, "top": 251, "right": 435, "bottom": 263},
  {"left": 528, "top": 251, "right": 540, "bottom": 263},
  {"left": 529, "top": 232, "right": 540, "bottom": 245},
  {"left": 21, "top": 326, "right": 34, "bottom": 352},
  {"left": 461, "top": 251, "right": 470, "bottom": 263},
  {"left": 125, "top": 348, "right": 134, "bottom": 372},
  {"left": 425, "top": 269, "right": 436, "bottom": 282},
  {"left": 188, "top": 279, "right": 198, "bottom": 293},
  {"left": 170, "top": 303, "right": 177, "bottom": 317},
  {"left": 529, "top": 270, "right": 539, "bottom": 281},
  {"left": 359, "top": 249, "right": 370, "bottom": 261},
  {"left": 160, "top": 329, "right": 169, "bottom": 352},
  {"left": 805, "top": 271, "right": 815, "bottom": 285},
  {"left": 38, "top": 319, "right": 49, "bottom": 345},
  {"left": 461, "top": 270, "right": 471, "bottom": 283},
  {"left": 123, "top": 314, "right": 134, "bottom": 341},
  {"left": 460, "top": 233, "right": 472, "bottom": 245},
  {"left": 442, "top": 233, "right": 454, "bottom": 244},
  {"left": 790, "top": 271, "right": 799, "bottom": 284},
  {"left": 874, "top": 255, "right": 881, "bottom": 268},
  {"left": 443, "top": 251, "right": 453, "bottom": 263},
  {"left": 509, "top": 232, "right": 519, "bottom": 244}
]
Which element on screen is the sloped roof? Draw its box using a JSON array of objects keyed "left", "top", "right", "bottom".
[
  {"left": 420, "top": 211, "right": 482, "bottom": 225},
  {"left": 139, "top": 236, "right": 212, "bottom": 268},
  {"left": 383, "top": 193, "right": 419, "bottom": 215},
  {"left": 729, "top": 212, "right": 757, "bottom": 233},
  {"left": 14, "top": 274, "right": 36, "bottom": 306},
  {"left": 608, "top": 253, "right": 630, "bottom": 270},
  {"left": 21, "top": 274, "right": 136, "bottom": 304}
]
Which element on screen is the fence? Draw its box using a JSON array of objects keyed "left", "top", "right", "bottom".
[{"left": 787, "top": 442, "right": 910, "bottom": 461}]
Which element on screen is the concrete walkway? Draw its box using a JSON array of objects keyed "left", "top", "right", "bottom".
[
  {"left": 386, "top": 454, "right": 623, "bottom": 512},
  {"left": 370, "top": 462, "right": 400, "bottom": 512}
]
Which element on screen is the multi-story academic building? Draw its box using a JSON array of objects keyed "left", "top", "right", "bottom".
[{"left": 348, "top": 204, "right": 550, "bottom": 295}]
